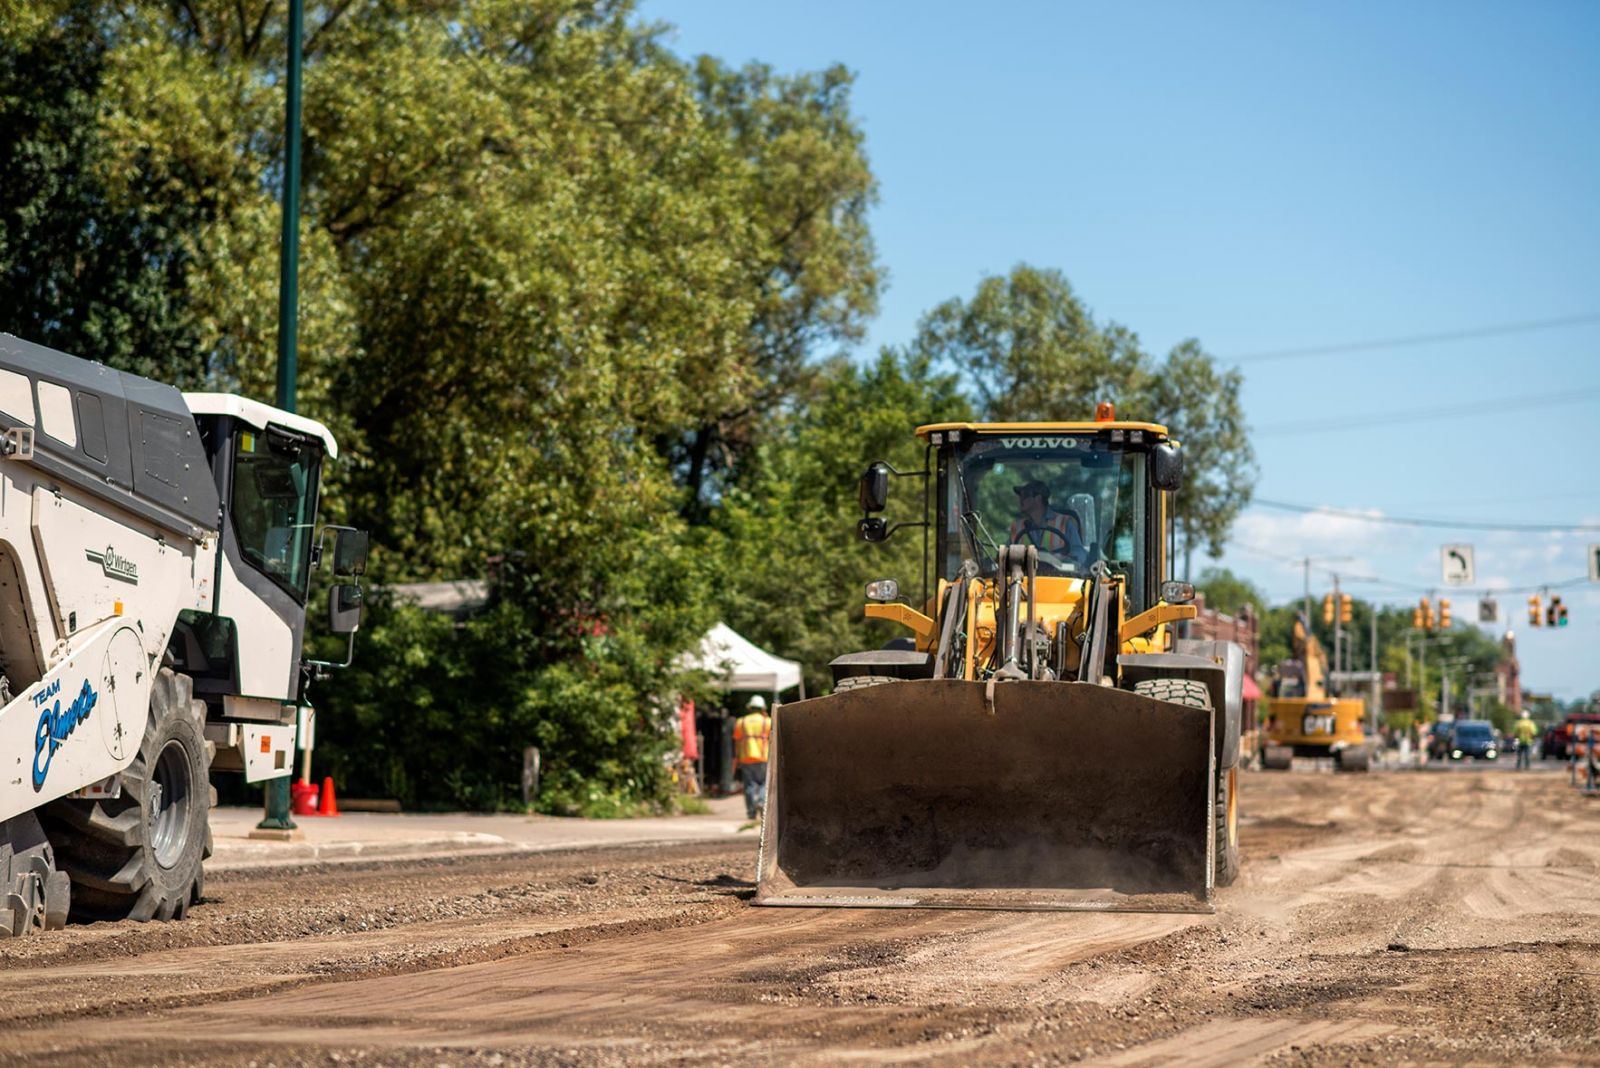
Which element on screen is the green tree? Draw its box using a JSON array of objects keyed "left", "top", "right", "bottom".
[
  {"left": 27, "top": 0, "right": 884, "bottom": 810},
  {"left": 712, "top": 349, "right": 972, "bottom": 695},
  {"left": 1195, "top": 566, "right": 1267, "bottom": 616},
  {"left": 666, "top": 56, "right": 881, "bottom": 519},
  {"left": 0, "top": 3, "right": 206, "bottom": 382}
]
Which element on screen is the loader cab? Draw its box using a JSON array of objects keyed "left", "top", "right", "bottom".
[{"left": 924, "top": 422, "right": 1176, "bottom": 614}]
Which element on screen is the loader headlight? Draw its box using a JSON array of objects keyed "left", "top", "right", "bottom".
[
  {"left": 1160, "top": 580, "right": 1195, "bottom": 604},
  {"left": 1452, "top": 749, "right": 1462, "bottom": 759},
  {"left": 866, "top": 579, "right": 900, "bottom": 602}
]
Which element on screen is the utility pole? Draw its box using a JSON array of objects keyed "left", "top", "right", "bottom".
[
  {"left": 257, "top": 0, "right": 305, "bottom": 839},
  {"left": 1370, "top": 603, "right": 1380, "bottom": 730},
  {"left": 1299, "top": 555, "right": 1353, "bottom": 627},
  {"left": 1331, "top": 573, "right": 1343, "bottom": 678}
]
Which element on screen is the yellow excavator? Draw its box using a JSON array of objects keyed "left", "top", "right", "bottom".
[
  {"left": 1260, "top": 615, "right": 1371, "bottom": 771},
  {"left": 755, "top": 407, "right": 1247, "bottom": 913}
]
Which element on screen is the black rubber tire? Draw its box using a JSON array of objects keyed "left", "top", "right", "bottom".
[
  {"left": 1132, "top": 678, "right": 1238, "bottom": 886},
  {"left": 1131, "top": 677, "right": 1212, "bottom": 708},
  {"left": 1262, "top": 746, "right": 1294, "bottom": 771},
  {"left": 833, "top": 675, "right": 899, "bottom": 693},
  {"left": 1213, "top": 765, "right": 1240, "bottom": 887},
  {"left": 41, "top": 669, "right": 214, "bottom": 923},
  {"left": 1337, "top": 745, "right": 1371, "bottom": 773}
]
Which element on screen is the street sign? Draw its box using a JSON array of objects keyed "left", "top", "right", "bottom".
[
  {"left": 1441, "top": 544, "right": 1475, "bottom": 586},
  {"left": 1478, "top": 597, "right": 1498, "bottom": 623},
  {"left": 1590, "top": 543, "right": 1600, "bottom": 583}
]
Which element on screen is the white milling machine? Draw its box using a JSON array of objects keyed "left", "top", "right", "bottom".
[{"left": 0, "top": 335, "right": 366, "bottom": 935}]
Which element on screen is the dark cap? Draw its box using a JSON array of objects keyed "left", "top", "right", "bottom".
[{"left": 1013, "top": 480, "right": 1048, "bottom": 499}]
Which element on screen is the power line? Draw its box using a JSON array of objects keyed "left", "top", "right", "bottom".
[
  {"left": 1225, "top": 545, "right": 1591, "bottom": 602},
  {"left": 1251, "top": 498, "right": 1600, "bottom": 533},
  {"left": 1253, "top": 385, "right": 1600, "bottom": 436},
  {"left": 1228, "top": 312, "right": 1600, "bottom": 364}
]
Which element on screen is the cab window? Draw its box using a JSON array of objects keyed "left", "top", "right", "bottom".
[{"left": 231, "top": 429, "right": 320, "bottom": 600}]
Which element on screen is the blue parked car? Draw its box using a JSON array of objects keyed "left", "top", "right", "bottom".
[{"left": 1449, "top": 720, "right": 1499, "bottom": 761}]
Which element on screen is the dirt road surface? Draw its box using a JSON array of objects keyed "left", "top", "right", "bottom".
[{"left": 3, "top": 765, "right": 1598, "bottom": 1066}]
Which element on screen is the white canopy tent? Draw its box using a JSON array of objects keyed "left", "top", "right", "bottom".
[{"left": 685, "top": 622, "right": 806, "bottom": 701}]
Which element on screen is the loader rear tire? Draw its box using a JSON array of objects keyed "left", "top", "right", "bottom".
[
  {"left": 1132, "top": 678, "right": 1238, "bottom": 887},
  {"left": 833, "top": 675, "right": 899, "bottom": 693},
  {"left": 41, "top": 669, "right": 213, "bottom": 924},
  {"left": 1214, "top": 765, "right": 1240, "bottom": 887}
]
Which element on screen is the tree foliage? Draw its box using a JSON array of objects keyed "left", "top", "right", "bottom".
[{"left": 0, "top": 4, "right": 206, "bottom": 382}]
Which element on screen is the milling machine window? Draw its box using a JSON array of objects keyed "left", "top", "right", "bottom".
[{"left": 231, "top": 429, "right": 321, "bottom": 601}]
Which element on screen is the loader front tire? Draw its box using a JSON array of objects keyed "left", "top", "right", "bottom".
[
  {"left": 833, "top": 675, "right": 899, "bottom": 693},
  {"left": 1132, "top": 678, "right": 1238, "bottom": 887},
  {"left": 41, "top": 668, "right": 213, "bottom": 924}
]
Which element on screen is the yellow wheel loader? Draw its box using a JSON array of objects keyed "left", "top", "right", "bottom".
[
  {"left": 1260, "top": 615, "right": 1371, "bottom": 772},
  {"left": 755, "top": 408, "right": 1247, "bottom": 913}
]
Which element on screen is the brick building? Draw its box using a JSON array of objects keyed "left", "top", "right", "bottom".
[{"left": 1185, "top": 593, "right": 1264, "bottom": 714}]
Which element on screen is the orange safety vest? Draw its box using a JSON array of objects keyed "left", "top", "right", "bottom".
[
  {"left": 734, "top": 711, "right": 772, "bottom": 765},
  {"left": 1009, "top": 510, "right": 1078, "bottom": 553}
]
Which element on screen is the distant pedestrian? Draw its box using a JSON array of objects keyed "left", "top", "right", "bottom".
[
  {"left": 734, "top": 695, "right": 773, "bottom": 821},
  {"left": 1514, "top": 713, "right": 1538, "bottom": 770}
]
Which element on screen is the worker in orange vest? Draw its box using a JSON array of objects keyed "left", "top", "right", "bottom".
[{"left": 733, "top": 695, "right": 773, "bottom": 821}]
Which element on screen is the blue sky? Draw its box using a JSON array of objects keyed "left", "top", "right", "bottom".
[{"left": 646, "top": 0, "right": 1600, "bottom": 699}]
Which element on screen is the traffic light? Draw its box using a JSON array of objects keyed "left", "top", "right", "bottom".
[
  {"left": 1322, "top": 593, "right": 1335, "bottom": 624},
  {"left": 1551, "top": 595, "right": 1568, "bottom": 628},
  {"left": 1439, "top": 598, "right": 1451, "bottom": 628},
  {"left": 1529, "top": 594, "right": 1543, "bottom": 627},
  {"left": 1420, "top": 596, "right": 1434, "bottom": 630},
  {"left": 1413, "top": 605, "right": 1425, "bottom": 629},
  {"left": 1340, "top": 593, "right": 1353, "bottom": 624}
]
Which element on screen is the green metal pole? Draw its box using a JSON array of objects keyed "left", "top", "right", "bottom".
[
  {"left": 260, "top": 0, "right": 305, "bottom": 834},
  {"left": 274, "top": 0, "right": 303, "bottom": 415}
]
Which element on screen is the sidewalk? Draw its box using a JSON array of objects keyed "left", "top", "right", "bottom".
[{"left": 210, "top": 794, "right": 756, "bottom": 871}]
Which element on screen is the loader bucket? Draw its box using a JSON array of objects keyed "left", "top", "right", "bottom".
[{"left": 755, "top": 679, "right": 1215, "bottom": 913}]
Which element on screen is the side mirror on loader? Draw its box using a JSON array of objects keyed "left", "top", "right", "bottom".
[
  {"left": 329, "top": 584, "right": 364, "bottom": 635},
  {"left": 859, "top": 462, "right": 890, "bottom": 513},
  {"left": 1152, "top": 443, "right": 1184, "bottom": 492}
]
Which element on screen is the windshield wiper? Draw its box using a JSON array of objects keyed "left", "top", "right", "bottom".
[{"left": 952, "top": 461, "right": 999, "bottom": 571}]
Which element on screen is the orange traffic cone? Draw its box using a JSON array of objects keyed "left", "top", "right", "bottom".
[{"left": 317, "top": 776, "right": 340, "bottom": 817}]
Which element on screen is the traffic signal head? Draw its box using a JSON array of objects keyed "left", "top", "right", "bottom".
[
  {"left": 1420, "top": 596, "right": 1434, "bottom": 630},
  {"left": 1439, "top": 598, "right": 1451, "bottom": 628},
  {"left": 1413, "top": 606, "right": 1424, "bottom": 629},
  {"left": 1322, "top": 593, "right": 1335, "bottom": 624},
  {"left": 1552, "top": 595, "right": 1568, "bottom": 628},
  {"left": 1340, "top": 593, "right": 1353, "bottom": 624},
  {"left": 1529, "top": 595, "right": 1542, "bottom": 626}
]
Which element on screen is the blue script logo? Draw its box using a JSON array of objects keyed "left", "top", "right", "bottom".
[{"left": 33, "top": 680, "right": 97, "bottom": 791}]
